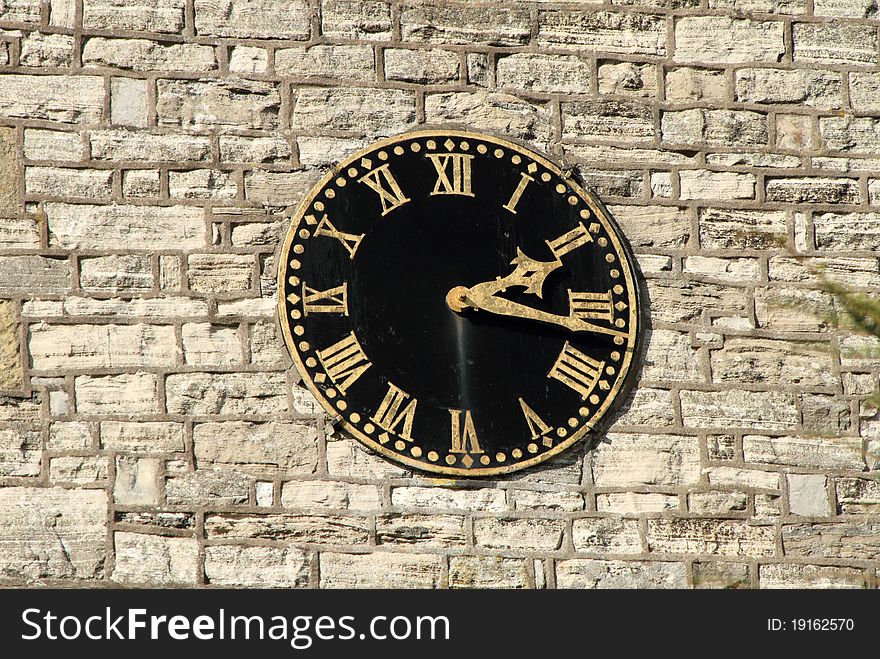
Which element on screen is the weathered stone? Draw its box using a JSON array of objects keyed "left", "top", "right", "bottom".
[
  {"left": 48, "top": 422, "right": 93, "bottom": 450},
  {"left": 736, "top": 68, "right": 841, "bottom": 109},
  {"left": 699, "top": 208, "right": 787, "bottom": 249},
  {"left": 166, "top": 468, "right": 252, "bottom": 506},
  {"left": 705, "top": 466, "right": 780, "bottom": 490},
  {"left": 83, "top": 38, "right": 216, "bottom": 72},
  {"left": 384, "top": 48, "right": 460, "bottom": 84},
  {"left": 473, "top": 518, "right": 565, "bottom": 551},
  {"left": 30, "top": 324, "right": 178, "bottom": 370},
  {"left": 390, "top": 486, "right": 505, "bottom": 512},
  {"left": 282, "top": 480, "right": 380, "bottom": 510},
  {"left": 114, "top": 511, "right": 194, "bottom": 530},
  {"left": 249, "top": 320, "right": 286, "bottom": 366},
  {"left": 79, "top": 254, "right": 153, "bottom": 291},
  {"left": 787, "top": 474, "right": 831, "bottom": 517},
  {"left": 320, "top": 552, "right": 442, "bottom": 589},
  {"left": 194, "top": 0, "right": 310, "bottom": 38},
  {"left": 205, "top": 545, "right": 311, "bottom": 587},
  {"left": 556, "top": 559, "right": 688, "bottom": 588},
  {"left": 157, "top": 79, "right": 280, "bottom": 130},
  {"left": 205, "top": 513, "right": 370, "bottom": 545},
  {"left": 573, "top": 518, "right": 642, "bottom": 554},
  {"left": 680, "top": 170, "right": 756, "bottom": 200},
  {"left": 647, "top": 519, "right": 776, "bottom": 556},
  {"left": 425, "top": 92, "right": 551, "bottom": 146},
  {"left": 745, "top": 435, "right": 863, "bottom": 470},
  {"left": 401, "top": 5, "right": 530, "bottom": 46},
  {"left": 0, "top": 301, "right": 21, "bottom": 391},
  {"left": 166, "top": 372, "right": 287, "bottom": 416},
  {"left": 675, "top": 17, "right": 784, "bottom": 63},
  {"left": 0, "top": 487, "right": 106, "bottom": 582},
  {"left": 84, "top": 0, "right": 185, "bottom": 33},
  {"left": 689, "top": 491, "right": 749, "bottom": 513},
  {"left": 801, "top": 394, "right": 852, "bottom": 434},
  {"left": 228, "top": 46, "right": 267, "bottom": 74},
  {"left": 0, "top": 428, "right": 40, "bottom": 477},
  {"left": 563, "top": 100, "right": 653, "bottom": 143},
  {"left": 498, "top": 53, "right": 591, "bottom": 94},
  {"left": 219, "top": 135, "right": 291, "bottom": 164},
  {"left": 24, "top": 127, "right": 82, "bottom": 161},
  {"left": 169, "top": 169, "right": 237, "bottom": 199},
  {"left": 113, "top": 532, "right": 198, "bottom": 586},
  {"left": 20, "top": 33, "right": 73, "bottom": 67},
  {"left": 711, "top": 338, "right": 835, "bottom": 387},
  {"left": 760, "top": 563, "right": 865, "bottom": 589},
  {"left": 186, "top": 254, "right": 253, "bottom": 293},
  {"left": 449, "top": 556, "right": 531, "bottom": 589},
  {"left": 244, "top": 169, "right": 322, "bottom": 205},
  {"left": 576, "top": 169, "right": 644, "bottom": 198},
  {"left": 782, "top": 522, "right": 880, "bottom": 560},
  {"left": 596, "top": 493, "right": 679, "bottom": 514},
  {"left": 681, "top": 390, "right": 799, "bottom": 431},
  {"left": 693, "top": 561, "right": 751, "bottom": 588},
  {"left": 510, "top": 489, "right": 584, "bottom": 512},
  {"left": 90, "top": 130, "right": 211, "bottom": 162},
  {"left": 276, "top": 45, "right": 374, "bottom": 81},
  {"left": 0, "top": 0, "right": 41, "bottom": 22},
  {"left": 322, "top": 0, "right": 391, "bottom": 40},
  {"left": 101, "top": 421, "right": 184, "bottom": 453},
  {"left": 592, "top": 434, "right": 701, "bottom": 486},
  {"left": 766, "top": 177, "right": 860, "bottom": 204},
  {"left": 292, "top": 87, "right": 416, "bottom": 136},
  {"left": 647, "top": 280, "right": 746, "bottom": 323},
  {"left": 610, "top": 206, "right": 690, "bottom": 248},
  {"left": 836, "top": 478, "right": 880, "bottom": 514},
  {"left": 814, "top": 212, "right": 880, "bottom": 251},
  {"left": 793, "top": 22, "right": 878, "bottom": 65},
  {"left": 47, "top": 203, "right": 204, "bottom": 250},
  {"left": 666, "top": 67, "right": 729, "bottom": 103},
  {"left": 181, "top": 323, "right": 242, "bottom": 367},
  {"left": 754, "top": 287, "right": 834, "bottom": 333},
  {"left": 662, "top": 109, "right": 767, "bottom": 147},
  {"left": 684, "top": 256, "right": 760, "bottom": 282},
  {"left": 709, "top": 0, "right": 806, "bottom": 11},
  {"left": 612, "top": 388, "right": 676, "bottom": 427},
  {"left": 113, "top": 456, "right": 160, "bottom": 505},
  {"left": 377, "top": 513, "right": 466, "bottom": 548},
  {"left": 537, "top": 11, "right": 667, "bottom": 56},
  {"left": 598, "top": 62, "right": 658, "bottom": 97},
  {"left": 769, "top": 256, "right": 880, "bottom": 288},
  {"left": 75, "top": 373, "right": 157, "bottom": 416},
  {"left": 0, "top": 75, "right": 103, "bottom": 123},
  {"left": 194, "top": 421, "right": 318, "bottom": 473}
]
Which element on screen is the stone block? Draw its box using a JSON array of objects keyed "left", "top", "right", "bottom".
[{"left": 113, "top": 532, "right": 198, "bottom": 585}]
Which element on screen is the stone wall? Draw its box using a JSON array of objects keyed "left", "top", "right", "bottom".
[{"left": 0, "top": 0, "right": 878, "bottom": 589}]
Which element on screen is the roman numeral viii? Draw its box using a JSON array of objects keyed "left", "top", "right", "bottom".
[
  {"left": 359, "top": 164, "right": 410, "bottom": 216},
  {"left": 317, "top": 332, "right": 371, "bottom": 394},
  {"left": 548, "top": 342, "right": 605, "bottom": 400},
  {"left": 427, "top": 153, "right": 474, "bottom": 197}
]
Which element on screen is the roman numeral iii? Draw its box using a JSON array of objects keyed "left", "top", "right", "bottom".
[
  {"left": 302, "top": 282, "right": 348, "bottom": 315},
  {"left": 359, "top": 164, "right": 410, "bottom": 216},
  {"left": 317, "top": 332, "right": 371, "bottom": 394},
  {"left": 426, "top": 153, "right": 475, "bottom": 197},
  {"left": 449, "top": 409, "right": 483, "bottom": 454},
  {"left": 548, "top": 342, "right": 605, "bottom": 400},
  {"left": 371, "top": 382, "right": 417, "bottom": 441}
]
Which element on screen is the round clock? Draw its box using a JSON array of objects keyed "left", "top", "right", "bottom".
[{"left": 277, "top": 129, "right": 643, "bottom": 477}]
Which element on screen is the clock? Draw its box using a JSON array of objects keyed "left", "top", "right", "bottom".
[{"left": 277, "top": 129, "right": 642, "bottom": 477}]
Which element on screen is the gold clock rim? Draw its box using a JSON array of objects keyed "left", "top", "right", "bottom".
[{"left": 276, "top": 128, "right": 641, "bottom": 478}]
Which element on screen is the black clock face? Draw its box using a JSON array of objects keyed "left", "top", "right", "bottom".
[{"left": 278, "top": 130, "right": 642, "bottom": 476}]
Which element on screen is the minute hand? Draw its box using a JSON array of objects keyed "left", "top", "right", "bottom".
[{"left": 463, "top": 281, "right": 628, "bottom": 339}]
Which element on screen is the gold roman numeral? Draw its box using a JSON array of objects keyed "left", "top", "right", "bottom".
[
  {"left": 427, "top": 153, "right": 475, "bottom": 197},
  {"left": 548, "top": 342, "right": 605, "bottom": 400},
  {"left": 371, "top": 382, "right": 417, "bottom": 442},
  {"left": 312, "top": 213, "right": 364, "bottom": 260},
  {"left": 503, "top": 172, "right": 534, "bottom": 214},
  {"left": 449, "top": 409, "right": 482, "bottom": 454},
  {"left": 569, "top": 290, "right": 615, "bottom": 324},
  {"left": 316, "top": 332, "right": 371, "bottom": 394},
  {"left": 546, "top": 223, "right": 593, "bottom": 259},
  {"left": 359, "top": 163, "right": 410, "bottom": 216},
  {"left": 302, "top": 282, "right": 348, "bottom": 316},
  {"left": 518, "top": 397, "right": 554, "bottom": 447}
]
